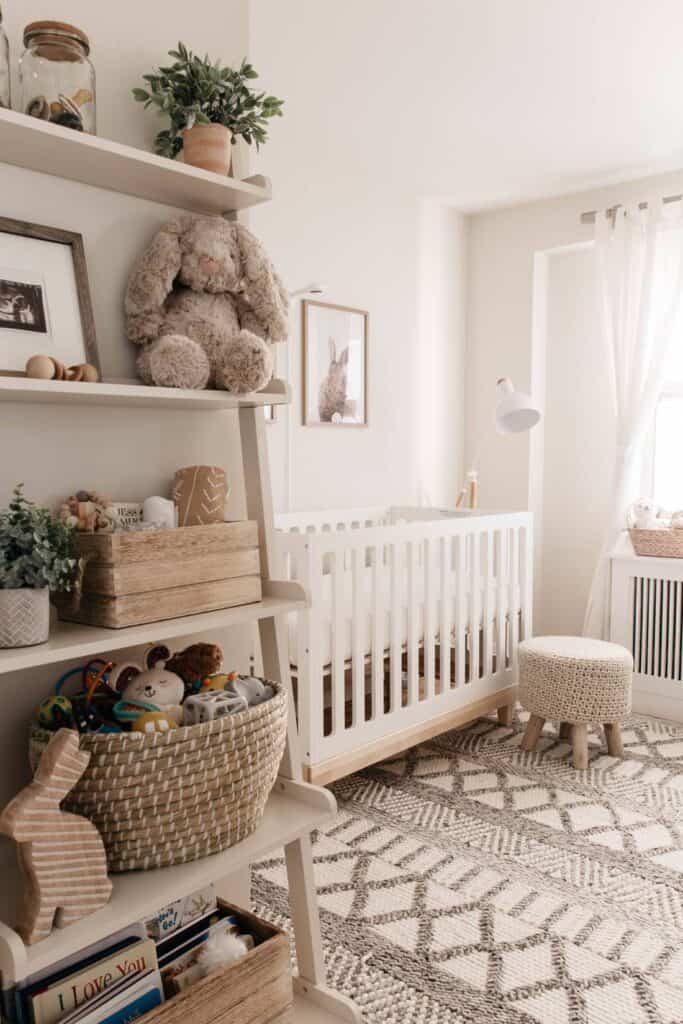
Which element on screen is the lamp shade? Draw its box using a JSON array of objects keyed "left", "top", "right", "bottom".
[{"left": 495, "top": 377, "right": 540, "bottom": 435}]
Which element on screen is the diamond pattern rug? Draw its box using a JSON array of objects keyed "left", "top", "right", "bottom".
[{"left": 253, "top": 710, "right": 683, "bottom": 1022}]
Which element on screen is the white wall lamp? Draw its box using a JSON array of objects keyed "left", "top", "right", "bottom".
[
  {"left": 457, "top": 377, "right": 541, "bottom": 509},
  {"left": 494, "top": 377, "right": 541, "bottom": 435},
  {"left": 289, "top": 282, "right": 326, "bottom": 299}
]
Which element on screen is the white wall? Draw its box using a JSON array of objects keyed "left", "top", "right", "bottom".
[
  {"left": 466, "top": 167, "right": 683, "bottom": 631},
  {"left": 0, "top": 1, "right": 251, "bottom": 806},
  {"left": 249, "top": 1, "right": 466, "bottom": 513},
  {"left": 537, "top": 245, "right": 614, "bottom": 635}
]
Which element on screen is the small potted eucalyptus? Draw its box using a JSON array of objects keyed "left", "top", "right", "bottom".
[
  {"left": 0, "top": 486, "right": 78, "bottom": 648},
  {"left": 133, "top": 44, "right": 284, "bottom": 176}
]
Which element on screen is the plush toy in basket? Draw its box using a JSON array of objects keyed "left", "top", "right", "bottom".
[{"left": 29, "top": 642, "right": 287, "bottom": 872}]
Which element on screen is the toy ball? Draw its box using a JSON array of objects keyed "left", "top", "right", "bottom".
[{"left": 35, "top": 694, "right": 73, "bottom": 729}]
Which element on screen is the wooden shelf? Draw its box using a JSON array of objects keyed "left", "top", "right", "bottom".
[
  {"left": 0, "top": 778, "right": 336, "bottom": 985},
  {"left": 0, "top": 376, "right": 290, "bottom": 410},
  {"left": 0, "top": 586, "right": 307, "bottom": 675},
  {"left": 0, "top": 108, "right": 271, "bottom": 214}
]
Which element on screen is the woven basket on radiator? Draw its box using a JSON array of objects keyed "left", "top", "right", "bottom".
[
  {"left": 629, "top": 528, "right": 683, "bottom": 558},
  {"left": 28, "top": 682, "right": 287, "bottom": 873}
]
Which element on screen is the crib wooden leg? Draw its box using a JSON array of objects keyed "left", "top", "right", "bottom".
[
  {"left": 497, "top": 704, "right": 514, "bottom": 728},
  {"left": 520, "top": 714, "right": 545, "bottom": 751}
]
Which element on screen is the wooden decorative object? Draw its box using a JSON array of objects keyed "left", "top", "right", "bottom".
[
  {"left": 53, "top": 522, "right": 261, "bottom": 629},
  {"left": 174, "top": 465, "right": 228, "bottom": 527},
  {"left": 0, "top": 729, "right": 112, "bottom": 944}
]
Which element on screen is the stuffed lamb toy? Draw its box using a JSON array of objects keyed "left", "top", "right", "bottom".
[{"left": 125, "top": 215, "right": 289, "bottom": 393}]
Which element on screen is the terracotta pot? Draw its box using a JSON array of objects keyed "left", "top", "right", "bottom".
[
  {"left": 182, "top": 123, "right": 232, "bottom": 175},
  {"left": 0, "top": 587, "right": 50, "bottom": 648}
]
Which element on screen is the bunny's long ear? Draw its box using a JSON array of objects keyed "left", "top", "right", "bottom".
[
  {"left": 329, "top": 337, "right": 337, "bottom": 364},
  {"left": 125, "top": 219, "right": 186, "bottom": 345},
  {"left": 339, "top": 346, "right": 349, "bottom": 366},
  {"left": 233, "top": 223, "right": 290, "bottom": 343}
]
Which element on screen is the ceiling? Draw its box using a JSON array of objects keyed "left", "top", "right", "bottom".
[{"left": 251, "top": 0, "right": 683, "bottom": 211}]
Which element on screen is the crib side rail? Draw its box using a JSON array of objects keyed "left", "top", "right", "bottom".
[{"left": 288, "top": 512, "right": 532, "bottom": 776}]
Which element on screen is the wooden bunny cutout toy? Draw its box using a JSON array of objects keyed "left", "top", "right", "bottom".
[{"left": 0, "top": 730, "right": 112, "bottom": 944}]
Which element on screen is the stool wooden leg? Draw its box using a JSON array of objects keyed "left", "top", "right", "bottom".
[
  {"left": 572, "top": 724, "right": 588, "bottom": 770},
  {"left": 521, "top": 714, "right": 545, "bottom": 751},
  {"left": 559, "top": 722, "right": 572, "bottom": 742},
  {"left": 604, "top": 722, "right": 624, "bottom": 758},
  {"left": 497, "top": 704, "right": 514, "bottom": 728}
]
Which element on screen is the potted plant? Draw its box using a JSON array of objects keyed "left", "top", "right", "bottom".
[
  {"left": 0, "top": 485, "right": 78, "bottom": 648},
  {"left": 132, "top": 44, "right": 284, "bottom": 176}
]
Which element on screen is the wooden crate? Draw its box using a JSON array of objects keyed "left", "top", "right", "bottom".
[
  {"left": 55, "top": 522, "right": 262, "bottom": 628},
  {"left": 141, "top": 902, "right": 292, "bottom": 1024}
]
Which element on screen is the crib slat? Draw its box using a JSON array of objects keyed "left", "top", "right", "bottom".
[
  {"left": 509, "top": 528, "right": 520, "bottom": 669},
  {"left": 332, "top": 549, "right": 345, "bottom": 735},
  {"left": 390, "top": 542, "right": 402, "bottom": 711},
  {"left": 483, "top": 531, "right": 494, "bottom": 677},
  {"left": 372, "top": 543, "right": 385, "bottom": 720},
  {"left": 440, "top": 535, "right": 452, "bottom": 689},
  {"left": 455, "top": 532, "right": 466, "bottom": 687},
  {"left": 470, "top": 532, "right": 481, "bottom": 683},
  {"left": 496, "top": 530, "right": 508, "bottom": 673},
  {"left": 351, "top": 545, "right": 365, "bottom": 727},
  {"left": 407, "top": 540, "right": 420, "bottom": 706},
  {"left": 424, "top": 537, "right": 436, "bottom": 700}
]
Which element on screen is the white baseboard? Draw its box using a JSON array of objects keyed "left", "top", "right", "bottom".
[{"left": 633, "top": 688, "right": 683, "bottom": 723}]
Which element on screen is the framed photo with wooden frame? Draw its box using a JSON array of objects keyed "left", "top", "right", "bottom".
[
  {"left": 0, "top": 217, "right": 99, "bottom": 377},
  {"left": 302, "top": 299, "right": 368, "bottom": 427}
]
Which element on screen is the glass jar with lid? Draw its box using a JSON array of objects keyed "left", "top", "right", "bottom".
[
  {"left": 19, "top": 21, "right": 96, "bottom": 133},
  {"left": 0, "top": 3, "right": 10, "bottom": 109}
]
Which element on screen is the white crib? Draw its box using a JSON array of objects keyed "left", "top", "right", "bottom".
[{"left": 271, "top": 506, "right": 533, "bottom": 784}]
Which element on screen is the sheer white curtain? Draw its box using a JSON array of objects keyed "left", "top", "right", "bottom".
[{"left": 583, "top": 199, "right": 683, "bottom": 638}]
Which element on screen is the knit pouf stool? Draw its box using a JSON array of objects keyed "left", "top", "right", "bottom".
[{"left": 518, "top": 636, "right": 633, "bottom": 770}]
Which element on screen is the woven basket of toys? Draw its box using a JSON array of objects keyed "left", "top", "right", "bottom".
[{"left": 29, "top": 643, "right": 287, "bottom": 873}]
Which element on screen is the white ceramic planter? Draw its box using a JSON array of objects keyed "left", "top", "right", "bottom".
[{"left": 0, "top": 587, "right": 50, "bottom": 648}]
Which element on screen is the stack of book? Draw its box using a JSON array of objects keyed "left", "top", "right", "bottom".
[{"left": 5, "top": 886, "right": 256, "bottom": 1024}]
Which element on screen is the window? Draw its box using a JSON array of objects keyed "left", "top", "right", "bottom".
[{"left": 652, "top": 339, "right": 683, "bottom": 509}]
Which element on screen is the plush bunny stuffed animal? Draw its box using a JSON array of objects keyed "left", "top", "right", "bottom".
[
  {"left": 110, "top": 646, "right": 185, "bottom": 729},
  {"left": 125, "top": 215, "right": 289, "bottom": 394}
]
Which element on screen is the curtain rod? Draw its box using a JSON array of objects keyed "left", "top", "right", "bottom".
[{"left": 580, "top": 193, "right": 683, "bottom": 224}]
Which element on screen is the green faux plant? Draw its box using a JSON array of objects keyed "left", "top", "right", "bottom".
[
  {"left": 133, "top": 44, "right": 284, "bottom": 159},
  {"left": 0, "top": 486, "right": 78, "bottom": 591}
]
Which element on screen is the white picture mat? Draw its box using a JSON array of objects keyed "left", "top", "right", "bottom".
[
  {"left": 0, "top": 232, "right": 86, "bottom": 371},
  {"left": 305, "top": 305, "right": 366, "bottom": 425}
]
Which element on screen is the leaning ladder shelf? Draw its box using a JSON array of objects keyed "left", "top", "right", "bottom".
[
  {"left": 0, "top": 398, "right": 359, "bottom": 1023},
  {"left": 0, "top": 104, "right": 360, "bottom": 1017}
]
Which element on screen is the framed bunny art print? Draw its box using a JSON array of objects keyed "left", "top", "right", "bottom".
[{"left": 302, "top": 300, "right": 368, "bottom": 427}]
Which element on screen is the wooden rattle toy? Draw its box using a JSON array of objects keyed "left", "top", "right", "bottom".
[
  {"left": 0, "top": 730, "right": 112, "bottom": 944},
  {"left": 25, "top": 354, "right": 99, "bottom": 383}
]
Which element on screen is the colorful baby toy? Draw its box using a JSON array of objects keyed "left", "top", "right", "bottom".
[
  {"left": 110, "top": 646, "right": 185, "bottom": 733},
  {"left": 32, "top": 641, "right": 275, "bottom": 739}
]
